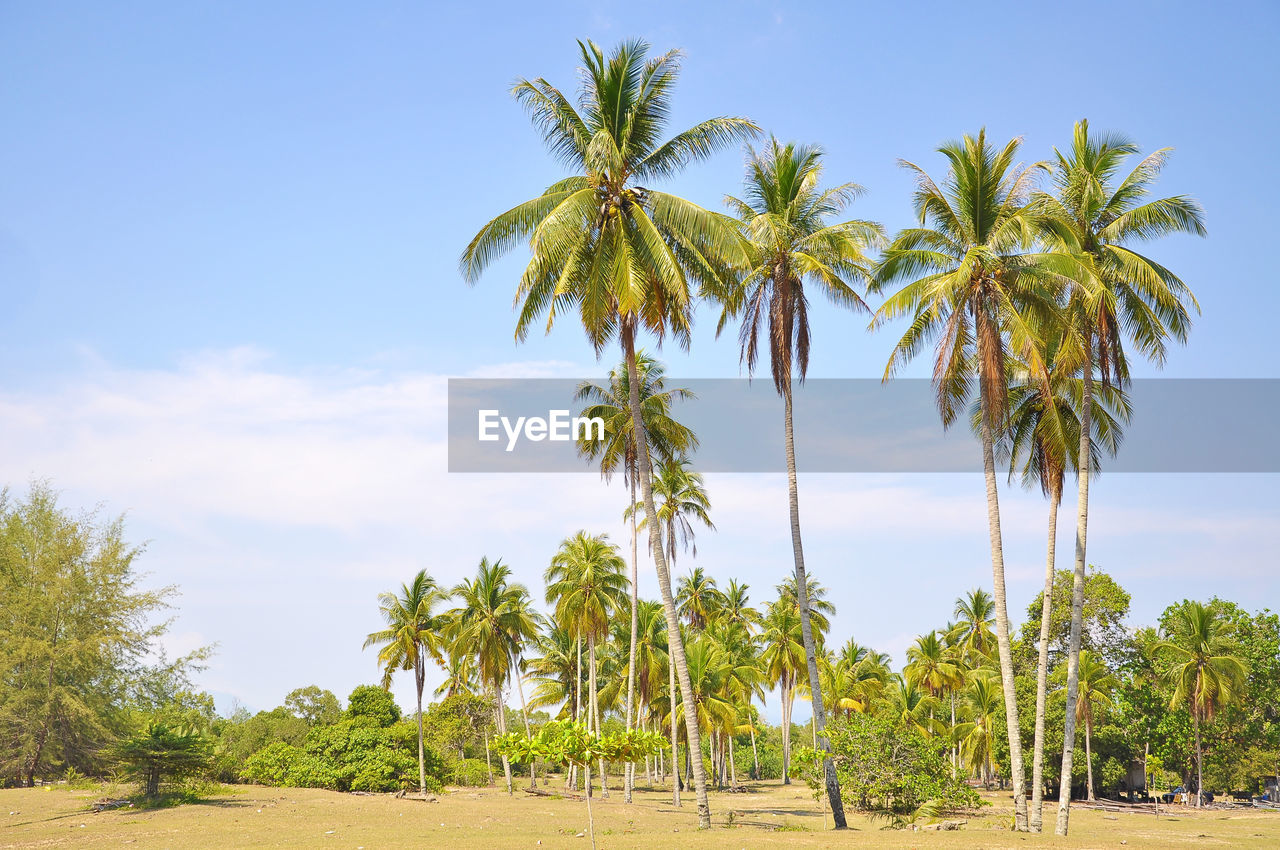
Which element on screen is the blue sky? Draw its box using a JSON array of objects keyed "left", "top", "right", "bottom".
[{"left": 2, "top": 1, "right": 1277, "bottom": 719}]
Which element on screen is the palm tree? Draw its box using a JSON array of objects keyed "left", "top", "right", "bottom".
[
  {"left": 676, "top": 566, "right": 726, "bottom": 631},
  {"left": 527, "top": 623, "right": 582, "bottom": 718},
  {"left": 719, "top": 138, "right": 882, "bottom": 828},
  {"left": 992, "top": 333, "right": 1130, "bottom": 830},
  {"left": 1071, "top": 650, "right": 1117, "bottom": 801},
  {"left": 545, "top": 531, "right": 628, "bottom": 796},
  {"left": 363, "top": 569, "right": 444, "bottom": 794},
  {"left": 885, "top": 674, "right": 942, "bottom": 736},
  {"left": 1154, "top": 601, "right": 1248, "bottom": 807},
  {"left": 576, "top": 353, "right": 695, "bottom": 802},
  {"left": 1037, "top": 120, "right": 1206, "bottom": 835},
  {"left": 775, "top": 575, "right": 835, "bottom": 637},
  {"left": 872, "top": 130, "right": 1068, "bottom": 831},
  {"left": 449, "top": 557, "right": 541, "bottom": 795},
  {"left": 683, "top": 635, "right": 737, "bottom": 789},
  {"left": 719, "top": 579, "right": 762, "bottom": 633},
  {"left": 951, "top": 589, "right": 997, "bottom": 664},
  {"left": 433, "top": 652, "right": 478, "bottom": 700},
  {"left": 954, "top": 671, "right": 1003, "bottom": 788},
  {"left": 461, "top": 41, "right": 755, "bottom": 827},
  {"left": 760, "top": 596, "right": 806, "bottom": 783}
]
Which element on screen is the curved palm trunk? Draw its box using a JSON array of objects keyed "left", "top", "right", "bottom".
[
  {"left": 1030, "top": 483, "right": 1061, "bottom": 830},
  {"left": 669, "top": 651, "right": 681, "bottom": 806},
  {"left": 415, "top": 655, "right": 427, "bottom": 794},
  {"left": 515, "top": 662, "right": 535, "bottom": 789},
  {"left": 625, "top": 476, "right": 639, "bottom": 803},
  {"left": 750, "top": 720, "right": 760, "bottom": 780},
  {"left": 783, "top": 386, "right": 847, "bottom": 828},
  {"left": 1057, "top": 364, "right": 1093, "bottom": 835},
  {"left": 623, "top": 327, "right": 710, "bottom": 828},
  {"left": 978, "top": 382, "right": 1029, "bottom": 832}
]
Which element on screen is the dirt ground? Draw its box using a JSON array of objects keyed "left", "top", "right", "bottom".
[{"left": 4, "top": 780, "right": 1279, "bottom": 849}]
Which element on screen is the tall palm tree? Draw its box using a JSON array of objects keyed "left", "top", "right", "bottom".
[
  {"left": 991, "top": 333, "right": 1130, "bottom": 830},
  {"left": 872, "top": 130, "right": 1068, "bottom": 831},
  {"left": 527, "top": 623, "right": 582, "bottom": 719},
  {"left": 632, "top": 455, "right": 715, "bottom": 803},
  {"left": 545, "top": 531, "right": 628, "bottom": 796},
  {"left": 576, "top": 353, "right": 695, "bottom": 802},
  {"left": 449, "top": 557, "right": 541, "bottom": 795},
  {"left": 719, "top": 138, "right": 882, "bottom": 828},
  {"left": 1071, "top": 650, "right": 1116, "bottom": 801},
  {"left": 1154, "top": 601, "right": 1247, "bottom": 808},
  {"left": 1036, "top": 120, "right": 1206, "bottom": 835},
  {"left": 461, "top": 41, "right": 755, "bottom": 827},
  {"left": 363, "top": 569, "right": 445, "bottom": 794}
]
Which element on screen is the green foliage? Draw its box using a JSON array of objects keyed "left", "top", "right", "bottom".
[
  {"left": 0, "top": 484, "right": 210, "bottom": 785},
  {"left": 114, "top": 722, "right": 213, "bottom": 797},
  {"left": 345, "top": 685, "right": 402, "bottom": 727},
  {"left": 446, "top": 757, "right": 490, "bottom": 787},
  {"left": 798, "top": 713, "right": 981, "bottom": 816},
  {"left": 284, "top": 687, "right": 342, "bottom": 726},
  {"left": 495, "top": 721, "right": 662, "bottom": 770}
]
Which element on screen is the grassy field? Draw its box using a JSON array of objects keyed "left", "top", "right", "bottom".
[{"left": 4, "top": 780, "right": 1279, "bottom": 849}]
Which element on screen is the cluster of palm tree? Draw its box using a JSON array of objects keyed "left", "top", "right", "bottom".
[{"left": 458, "top": 37, "right": 1204, "bottom": 834}]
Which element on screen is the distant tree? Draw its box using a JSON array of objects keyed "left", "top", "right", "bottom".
[
  {"left": 115, "top": 722, "right": 211, "bottom": 797},
  {"left": 284, "top": 687, "right": 342, "bottom": 727},
  {"left": 1155, "top": 601, "right": 1248, "bottom": 807}
]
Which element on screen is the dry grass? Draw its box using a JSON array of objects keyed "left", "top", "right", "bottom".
[{"left": 4, "top": 779, "right": 1279, "bottom": 849}]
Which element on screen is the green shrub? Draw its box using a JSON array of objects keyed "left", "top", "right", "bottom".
[
  {"left": 797, "top": 714, "right": 981, "bottom": 816},
  {"left": 447, "top": 757, "right": 491, "bottom": 787}
]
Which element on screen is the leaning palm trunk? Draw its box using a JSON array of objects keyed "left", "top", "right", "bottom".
[
  {"left": 780, "top": 683, "right": 792, "bottom": 783},
  {"left": 669, "top": 650, "right": 680, "bottom": 806},
  {"left": 978, "top": 380, "right": 1029, "bottom": 831},
  {"left": 783, "top": 386, "right": 848, "bottom": 828},
  {"left": 515, "top": 664, "right": 535, "bottom": 789},
  {"left": 1057, "top": 364, "right": 1093, "bottom": 835},
  {"left": 623, "top": 327, "right": 710, "bottom": 828},
  {"left": 625, "top": 476, "right": 639, "bottom": 803},
  {"left": 750, "top": 721, "right": 759, "bottom": 780},
  {"left": 1030, "top": 483, "right": 1061, "bottom": 830}
]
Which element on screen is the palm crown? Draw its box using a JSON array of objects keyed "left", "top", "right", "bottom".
[{"left": 460, "top": 39, "right": 757, "bottom": 352}]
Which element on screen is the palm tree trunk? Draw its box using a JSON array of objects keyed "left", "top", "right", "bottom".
[
  {"left": 978, "top": 381, "right": 1029, "bottom": 832},
  {"left": 1031, "top": 483, "right": 1061, "bottom": 831},
  {"left": 729, "top": 735, "right": 737, "bottom": 787},
  {"left": 1057, "top": 360, "right": 1093, "bottom": 836},
  {"left": 515, "top": 662, "right": 535, "bottom": 789},
  {"left": 415, "top": 656, "right": 427, "bottom": 794},
  {"left": 496, "top": 685, "right": 513, "bottom": 795},
  {"left": 781, "top": 683, "right": 792, "bottom": 784},
  {"left": 950, "top": 693, "right": 958, "bottom": 777},
  {"left": 1085, "top": 715, "right": 1095, "bottom": 801},
  {"left": 485, "top": 728, "right": 493, "bottom": 785},
  {"left": 625, "top": 475, "right": 639, "bottom": 803},
  {"left": 783, "top": 385, "right": 847, "bottom": 828},
  {"left": 669, "top": 651, "right": 680, "bottom": 806},
  {"left": 750, "top": 719, "right": 760, "bottom": 780},
  {"left": 623, "top": 326, "right": 709, "bottom": 827},
  {"left": 1194, "top": 711, "right": 1203, "bottom": 808},
  {"left": 589, "top": 632, "right": 604, "bottom": 797}
]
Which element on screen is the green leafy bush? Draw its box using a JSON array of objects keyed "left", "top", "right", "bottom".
[
  {"left": 446, "top": 757, "right": 491, "bottom": 787},
  {"left": 796, "top": 714, "right": 981, "bottom": 817}
]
